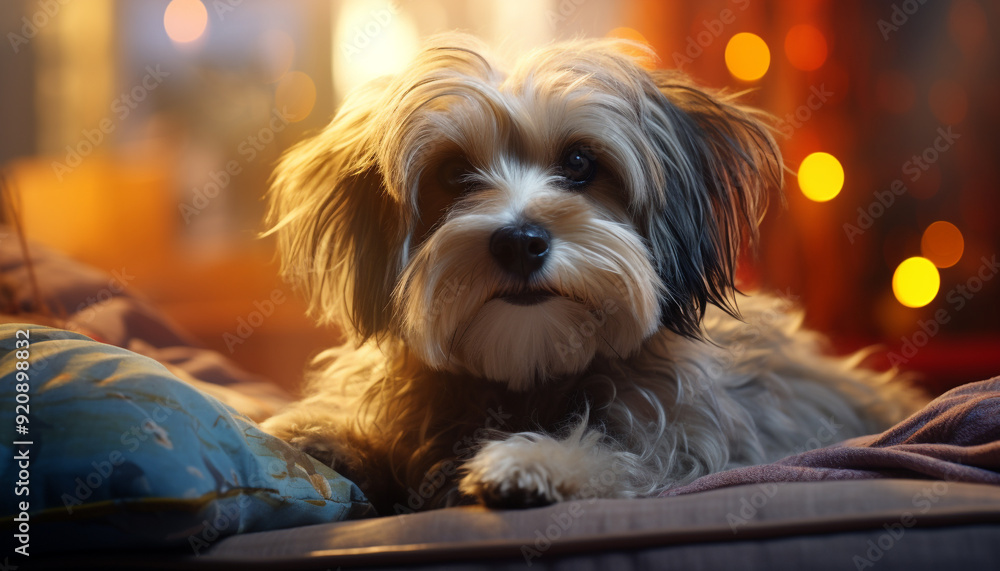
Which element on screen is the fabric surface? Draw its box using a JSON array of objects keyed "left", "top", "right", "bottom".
[
  {"left": 0, "top": 323, "right": 373, "bottom": 555},
  {"left": 0, "top": 230, "right": 293, "bottom": 419},
  {"left": 664, "top": 378, "right": 1000, "bottom": 496},
  {"left": 191, "top": 479, "right": 1000, "bottom": 570}
]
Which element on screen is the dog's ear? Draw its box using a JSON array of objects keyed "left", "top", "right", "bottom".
[
  {"left": 265, "top": 79, "right": 405, "bottom": 342},
  {"left": 640, "top": 70, "right": 782, "bottom": 338}
]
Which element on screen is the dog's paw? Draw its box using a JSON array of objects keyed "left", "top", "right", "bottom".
[
  {"left": 458, "top": 431, "right": 622, "bottom": 509},
  {"left": 460, "top": 457, "right": 563, "bottom": 509}
]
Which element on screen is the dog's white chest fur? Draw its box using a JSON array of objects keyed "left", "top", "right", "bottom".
[{"left": 264, "top": 296, "right": 922, "bottom": 511}]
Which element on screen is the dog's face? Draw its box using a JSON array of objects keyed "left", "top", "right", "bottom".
[{"left": 267, "top": 34, "right": 781, "bottom": 390}]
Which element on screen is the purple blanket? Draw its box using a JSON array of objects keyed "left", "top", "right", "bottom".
[{"left": 664, "top": 378, "right": 1000, "bottom": 496}]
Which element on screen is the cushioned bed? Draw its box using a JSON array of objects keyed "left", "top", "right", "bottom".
[
  {"left": 3, "top": 232, "right": 999, "bottom": 570},
  {"left": 26, "top": 480, "right": 1000, "bottom": 569}
]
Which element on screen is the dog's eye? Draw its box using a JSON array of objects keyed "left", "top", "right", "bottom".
[
  {"left": 560, "top": 146, "right": 597, "bottom": 187},
  {"left": 438, "top": 158, "right": 477, "bottom": 195}
]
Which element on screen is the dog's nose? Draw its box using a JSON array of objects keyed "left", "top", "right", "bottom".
[{"left": 489, "top": 223, "right": 551, "bottom": 279}]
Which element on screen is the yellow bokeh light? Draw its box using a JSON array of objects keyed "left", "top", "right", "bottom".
[
  {"left": 797, "top": 152, "right": 844, "bottom": 202},
  {"left": 725, "top": 33, "right": 770, "bottom": 81},
  {"left": 921, "top": 221, "right": 964, "bottom": 268},
  {"left": 275, "top": 71, "right": 316, "bottom": 122},
  {"left": 892, "top": 257, "right": 941, "bottom": 308},
  {"left": 164, "top": 0, "right": 208, "bottom": 44}
]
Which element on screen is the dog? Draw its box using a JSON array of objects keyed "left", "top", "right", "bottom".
[{"left": 261, "top": 33, "right": 925, "bottom": 513}]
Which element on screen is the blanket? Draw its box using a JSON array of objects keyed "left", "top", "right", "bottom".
[{"left": 664, "top": 378, "right": 1000, "bottom": 496}]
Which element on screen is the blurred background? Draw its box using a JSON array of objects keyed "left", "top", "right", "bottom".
[{"left": 0, "top": 0, "right": 997, "bottom": 394}]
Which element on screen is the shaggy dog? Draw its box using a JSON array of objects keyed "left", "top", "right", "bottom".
[{"left": 261, "top": 33, "right": 924, "bottom": 513}]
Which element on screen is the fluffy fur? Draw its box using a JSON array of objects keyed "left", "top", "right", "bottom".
[{"left": 261, "top": 34, "right": 926, "bottom": 514}]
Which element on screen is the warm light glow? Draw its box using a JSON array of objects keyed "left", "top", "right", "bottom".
[
  {"left": 725, "top": 33, "right": 770, "bottom": 81},
  {"left": 164, "top": 0, "right": 208, "bottom": 44},
  {"left": 275, "top": 71, "right": 316, "bottom": 122},
  {"left": 921, "top": 221, "right": 965, "bottom": 268},
  {"left": 876, "top": 71, "right": 916, "bottom": 114},
  {"left": 797, "top": 152, "right": 844, "bottom": 202},
  {"left": 893, "top": 257, "right": 941, "bottom": 308},
  {"left": 784, "top": 25, "right": 827, "bottom": 71},
  {"left": 606, "top": 27, "right": 656, "bottom": 69},
  {"left": 948, "top": 0, "right": 988, "bottom": 56},
  {"left": 259, "top": 29, "right": 295, "bottom": 84},
  {"left": 928, "top": 79, "right": 968, "bottom": 125},
  {"left": 332, "top": 0, "right": 419, "bottom": 99}
]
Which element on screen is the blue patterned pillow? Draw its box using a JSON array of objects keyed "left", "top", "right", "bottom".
[{"left": 0, "top": 324, "right": 373, "bottom": 555}]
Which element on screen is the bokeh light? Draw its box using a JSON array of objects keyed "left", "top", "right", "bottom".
[
  {"left": 725, "top": 33, "right": 770, "bottom": 81},
  {"left": 797, "top": 152, "right": 844, "bottom": 202},
  {"left": 275, "top": 71, "right": 316, "bottom": 122},
  {"left": 892, "top": 257, "right": 941, "bottom": 308},
  {"left": 784, "top": 24, "right": 828, "bottom": 71},
  {"left": 164, "top": 0, "right": 208, "bottom": 44},
  {"left": 921, "top": 221, "right": 965, "bottom": 268},
  {"left": 948, "top": 0, "right": 988, "bottom": 57},
  {"left": 606, "top": 27, "right": 656, "bottom": 69}
]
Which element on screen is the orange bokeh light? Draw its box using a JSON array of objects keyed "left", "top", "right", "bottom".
[
  {"left": 164, "top": 0, "right": 208, "bottom": 44},
  {"left": 784, "top": 24, "right": 828, "bottom": 71},
  {"left": 948, "top": 0, "right": 988, "bottom": 56},
  {"left": 921, "top": 221, "right": 965, "bottom": 268},
  {"left": 275, "top": 71, "right": 317, "bottom": 123},
  {"left": 725, "top": 32, "right": 770, "bottom": 81}
]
